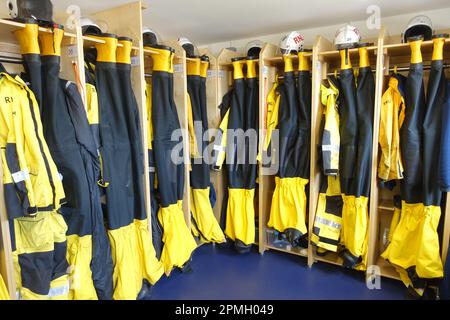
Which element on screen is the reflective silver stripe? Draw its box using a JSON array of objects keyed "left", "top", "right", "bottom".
[
  {"left": 322, "top": 144, "right": 340, "bottom": 152},
  {"left": 11, "top": 169, "right": 30, "bottom": 183},
  {"left": 149, "top": 166, "right": 156, "bottom": 173},
  {"left": 315, "top": 216, "right": 341, "bottom": 230},
  {"left": 213, "top": 145, "right": 225, "bottom": 152},
  {"left": 48, "top": 282, "right": 69, "bottom": 298}
]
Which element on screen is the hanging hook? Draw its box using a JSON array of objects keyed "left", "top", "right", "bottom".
[{"left": 334, "top": 69, "right": 338, "bottom": 78}]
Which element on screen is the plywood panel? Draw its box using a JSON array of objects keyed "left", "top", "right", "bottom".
[
  {"left": 0, "top": 162, "right": 16, "bottom": 299},
  {"left": 258, "top": 43, "right": 278, "bottom": 255},
  {"left": 367, "top": 27, "right": 387, "bottom": 278},
  {"left": 308, "top": 35, "right": 333, "bottom": 267},
  {"left": 443, "top": 193, "right": 450, "bottom": 263}
]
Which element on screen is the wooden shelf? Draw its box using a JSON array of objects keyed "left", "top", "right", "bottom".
[
  {"left": 0, "top": 18, "right": 76, "bottom": 46},
  {"left": 383, "top": 38, "right": 450, "bottom": 58},
  {"left": 264, "top": 53, "right": 313, "bottom": 64},
  {"left": 265, "top": 244, "right": 308, "bottom": 257},
  {"left": 319, "top": 45, "right": 378, "bottom": 57},
  {"left": 220, "top": 59, "right": 260, "bottom": 67},
  {"left": 376, "top": 256, "right": 401, "bottom": 280},
  {"left": 82, "top": 35, "right": 140, "bottom": 51},
  {"left": 384, "top": 37, "right": 450, "bottom": 50},
  {"left": 379, "top": 199, "right": 395, "bottom": 212},
  {"left": 314, "top": 251, "right": 343, "bottom": 267}
]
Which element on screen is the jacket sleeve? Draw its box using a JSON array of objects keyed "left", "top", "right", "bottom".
[
  {"left": 321, "top": 83, "right": 340, "bottom": 176},
  {"left": 212, "top": 108, "right": 230, "bottom": 170},
  {"left": 262, "top": 83, "right": 280, "bottom": 153},
  {"left": 378, "top": 86, "right": 393, "bottom": 181},
  {"left": 0, "top": 81, "right": 33, "bottom": 218}
]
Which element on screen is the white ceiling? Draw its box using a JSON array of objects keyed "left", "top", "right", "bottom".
[{"left": 51, "top": 0, "right": 450, "bottom": 45}]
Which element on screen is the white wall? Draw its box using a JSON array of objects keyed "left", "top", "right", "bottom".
[{"left": 203, "top": 7, "right": 450, "bottom": 56}]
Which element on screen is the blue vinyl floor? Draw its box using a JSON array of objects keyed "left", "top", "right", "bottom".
[{"left": 150, "top": 243, "right": 407, "bottom": 300}]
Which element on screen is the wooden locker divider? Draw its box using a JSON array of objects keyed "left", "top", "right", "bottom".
[
  {"left": 258, "top": 43, "right": 310, "bottom": 258},
  {"left": 366, "top": 27, "right": 401, "bottom": 281},
  {"left": 309, "top": 32, "right": 380, "bottom": 270},
  {"left": 0, "top": 159, "right": 15, "bottom": 299},
  {"left": 308, "top": 35, "right": 334, "bottom": 267},
  {"left": 368, "top": 28, "right": 450, "bottom": 281},
  {"left": 212, "top": 49, "right": 239, "bottom": 226},
  {"left": 87, "top": 1, "right": 153, "bottom": 238},
  {"left": 258, "top": 43, "right": 277, "bottom": 255}
]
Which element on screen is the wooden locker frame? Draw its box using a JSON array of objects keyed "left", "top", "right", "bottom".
[
  {"left": 258, "top": 43, "right": 311, "bottom": 260},
  {"left": 309, "top": 32, "right": 380, "bottom": 271},
  {"left": 368, "top": 28, "right": 450, "bottom": 282}
]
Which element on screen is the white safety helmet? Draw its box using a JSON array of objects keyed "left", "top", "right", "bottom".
[
  {"left": 143, "top": 27, "right": 158, "bottom": 46},
  {"left": 280, "top": 31, "right": 304, "bottom": 55},
  {"left": 245, "top": 40, "right": 263, "bottom": 58},
  {"left": 80, "top": 17, "right": 102, "bottom": 35},
  {"left": 334, "top": 24, "right": 361, "bottom": 50},
  {"left": 402, "top": 15, "right": 433, "bottom": 43},
  {"left": 178, "top": 37, "right": 198, "bottom": 57}
]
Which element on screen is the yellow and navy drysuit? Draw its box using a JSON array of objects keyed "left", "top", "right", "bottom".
[
  {"left": 34, "top": 25, "right": 113, "bottom": 300},
  {"left": 186, "top": 55, "right": 225, "bottom": 243},
  {"left": 0, "top": 71, "right": 68, "bottom": 299},
  {"left": 337, "top": 49, "right": 360, "bottom": 266},
  {"left": 214, "top": 57, "right": 258, "bottom": 253},
  {"left": 420, "top": 34, "right": 446, "bottom": 286},
  {"left": 146, "top": 44, "right": 197, "bottom": 275},
  {"left": 339, "top": 46, "right": 374, "bottom": 270},
  {"left": 266, "top": 52, "right": 310, "bottom": 247},
  {"left": 382, "top": 36, "right": 445, "bottom": 295},
  {"left": 145, "top": 82, "right": 164, "bottom": 259},
  {"left": 379, "top": 73, "right": 406, "bottom": 182},
  {"left": 311, "top": 76, "right": 343, "bottom": 252},
  {"left": 0, "top": 274, "right": 9, "bottom": 300},
  {"left": 90, "top": 35, "right": 163, "bottom": 299}
]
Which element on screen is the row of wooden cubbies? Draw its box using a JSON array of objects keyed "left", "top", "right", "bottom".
[{"left": 0, "top": 1, "right": 449, "bottom": 299}]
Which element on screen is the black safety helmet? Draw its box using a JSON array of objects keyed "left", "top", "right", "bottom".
[
  {"left": 7, "top": 0, "right": 53, "bottom": 24},
  {"left": 246, "top": 40, "right": 263, "bottom": 58},
  {"left": 143, "top": 27, "right": 158, "bottom": 47},
  {"left": 80, "top": 17, "right": 102, "bottom": 36},
  {"left": 178, "top": 37, "right": 197, "bottom": 58},
  {"left": 403, "top": 15, "right": 433, "bottom": 43}
]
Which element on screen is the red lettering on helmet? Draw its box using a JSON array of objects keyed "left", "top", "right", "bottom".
[{"left": 293, "top": 35, "right": 304, "bottom": 44}]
